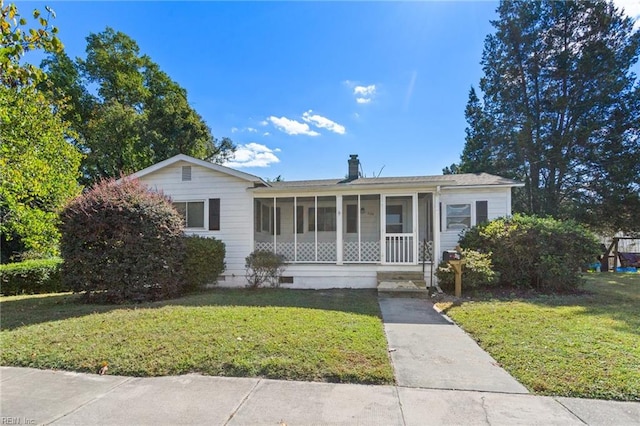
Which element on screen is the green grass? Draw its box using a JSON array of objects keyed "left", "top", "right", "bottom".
[
  {"left": 0, "top": 289, "right": 394, "bottom": 384},
  {"left": 436, "top": 273, "right": 640, "bottom": 401}
]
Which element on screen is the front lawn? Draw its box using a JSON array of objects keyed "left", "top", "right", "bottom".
[
  {"left": 436, "top": 273, "right": 640, "bottom": 401},
  {"left": 0, "top": 289, "right": 394, "bottom": 384}
]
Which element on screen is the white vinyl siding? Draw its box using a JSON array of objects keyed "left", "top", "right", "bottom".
[
  {"left": 138, "top": 161, "right": 254, "bottom": 286},
  {"left": 439, "top": 187, "right": 512, "bottom": 255}
]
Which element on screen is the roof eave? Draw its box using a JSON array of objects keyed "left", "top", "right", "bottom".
[
  {"left": 252, "top": 180, "right": 459, "bottom": 194},
  {"left": 441, "top": 182, "right": 525, "bottom": 189},
  {"left": 124, "top": 154, "right": 268, "bottom": 185}
]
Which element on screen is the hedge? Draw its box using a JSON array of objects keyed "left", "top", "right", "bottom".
[
  {"left": 0, "top": 258, "right": 66, "bottom": 296},
  {"left": 183, "top": 235, "right": 226, "bottom": 291},
  {"left": 460, "top": 214, "right": 600, "bottom": 292},
  {"left": 435, "top": 248, "right": 498, "bottom": 293}
]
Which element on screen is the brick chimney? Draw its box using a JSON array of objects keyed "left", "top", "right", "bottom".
[{"left": 348, "top": 154, "right": 360, "bottom": 181}]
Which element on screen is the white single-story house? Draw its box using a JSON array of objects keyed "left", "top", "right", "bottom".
[{"left": 130, "top": 154, "right": 523, "bottom": 289}]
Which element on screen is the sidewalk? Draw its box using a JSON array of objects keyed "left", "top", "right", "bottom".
[
  {"left": 1, "top": 367, "right": 639, "bottom": 425},
  {"left": 2, "top": 297, "right": 639, "bottom": 425},
  {"left": 379, "top": 297, "right": 528, "bottom": 393}
]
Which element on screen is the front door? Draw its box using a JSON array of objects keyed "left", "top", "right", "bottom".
[{"left": 382, "top": 195, "right": 416, "bottom": 264}]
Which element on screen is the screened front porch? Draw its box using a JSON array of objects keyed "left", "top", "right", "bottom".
[{"left": 253, "top": 193, "right": 434, "bottom": 265}]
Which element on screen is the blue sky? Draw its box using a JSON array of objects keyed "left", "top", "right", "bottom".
[{"left": 19, "top": 1, "right": 640, "bottom": 181}]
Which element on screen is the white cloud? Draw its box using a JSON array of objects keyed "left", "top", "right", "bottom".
[
  {"left": 263, "top": 132, "right": 270, "bottom": 136},
  {"left": 223, "top": 143, "right": 281, "bottom": 168},
  {"left": 302, "top": 110, "right": 346, "bottom": 135},
  {"left": 231, "top": 127, "right": 239, "bottom": 133},
  {"left": 613, "top": 0, "right": 640, "bottom": 28},
  {"left": 613, "top": 0, "right": 640, "bottom": 16},
  {"left": 354, "top": 85, "right": 376, "bottom": 97},
  {"left": 247, "top": 127, "right": 258, "bottom": 133},
  {"left": 345, "top": 83, "right": 376, "bottom": 104},
  {"left": 259, "top": 120, "right": 269, "bottom": 126},
  {"left": 268, "top": 116, "right": 320, "bottom": 136}
]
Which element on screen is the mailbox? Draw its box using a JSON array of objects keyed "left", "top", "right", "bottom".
[{"left": 443, "top": 250, "right": 462, "bottom": 262}]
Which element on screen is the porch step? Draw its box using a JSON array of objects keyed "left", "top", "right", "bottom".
[
  {"left": 376, "top": 272, "right": 428, "bottom": 295},
  {"left": 377, "top": 272, "right": 425, "bottom": 282}
]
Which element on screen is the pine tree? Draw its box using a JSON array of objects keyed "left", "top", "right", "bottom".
[{"left": 456, "top": 0, "right": 640, "bottom": 232}]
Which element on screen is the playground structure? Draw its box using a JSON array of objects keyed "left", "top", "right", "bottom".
[{"left": 599, "top": 236, "right": 640, "bottom": 272}]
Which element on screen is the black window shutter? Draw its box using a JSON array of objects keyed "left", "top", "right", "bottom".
[
  {"left": 209, "top": 199, "right": 220, "bottom": 230},
  {"left": 296, "top": 205, "right": 304, "bottom": 234},
  {"left": 476, "top": 200, "right": 488, "bottom": 224}
]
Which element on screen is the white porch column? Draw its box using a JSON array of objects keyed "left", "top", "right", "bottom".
[
  {"left": 433, "top": 186, "right": 441, "bottom": 264},
  {"left": 336, "top": 194, "right": 343, "bottom": 265},
  {"left": 380, "top": 195, "right": 386, "bottom": 264},
  {"left": 412, "top": 193, "right": 418, "bottom": 264}
]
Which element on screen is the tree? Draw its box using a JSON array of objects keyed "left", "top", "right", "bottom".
[
  {"left": 1, "top": 2, "right": 82, "bottom": 261},
  {"left": 457, "top": 87, "right": 498, "bottom": 173},
  {"left": 453, "top": 0, "right": 640, "bottom": 233},
  {"left": 1, "top": 0, "right": 62, "bottom": 86},
  {"left": 0, "top": 85, "right": 82, "bottom": 260},
  {"left": 42, "top": 27, "right": 235, "bottom": 184}
]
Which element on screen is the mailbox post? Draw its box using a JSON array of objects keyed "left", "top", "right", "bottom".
[{"left": 443, "top": 249, "right": 465, "bottom": 297}]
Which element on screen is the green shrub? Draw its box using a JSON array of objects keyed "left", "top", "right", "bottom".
[
  {"left": 460, "top": 214, "right": 600, "bottom": 292},
  {"left": 0, "top": 258, "right": 66, "bottom": 296},
  {"left": 60, "top": 178, "right": 185, "bottom": 304},
  {"left": 435, "top": 249, "right": 498, "bottom": 293},
  {"left": 183, "top": 235, "right": 226, "bottom": 291},
  {"left": 245, "top": 250, "right": 286, "bottom": 289}
]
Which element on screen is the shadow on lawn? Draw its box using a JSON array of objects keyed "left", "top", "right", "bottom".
[{"left": 0, "top": 288, "right": 381, "bottom": 331}]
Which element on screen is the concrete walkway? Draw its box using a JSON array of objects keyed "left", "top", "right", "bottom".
[
  {"left": 379, "top": 297, "right": 528, "bottom": 393},
  {"left": 2, "top": 367, "right": 639, "bottom": 425}
]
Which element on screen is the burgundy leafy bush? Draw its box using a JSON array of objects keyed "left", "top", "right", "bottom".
[{"left": 60, "top": 178, "right": 185, "bottom": 303}]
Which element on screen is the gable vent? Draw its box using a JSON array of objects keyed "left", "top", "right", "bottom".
[{"left": 181, "top": 166, "right": 192, "bottom": 181}]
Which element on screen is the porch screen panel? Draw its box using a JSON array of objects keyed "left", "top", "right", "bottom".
[
  {"left": 275, "top": 197, "right": 295, "bottom": 261},
  {"left": 343, "top": 195, "right": 359, "bottom": 262},
  {"left": 359, "top": 194, "right": 381, "bottom": 262},
  {"left": 315, "top": 196, "right": 337, "bottom": 262},
  {"left": 254, "top": 198, "right": 274, "bottom": 253},
  {"left": 296, "top": 197, "right": 315, "bottom": 262}
]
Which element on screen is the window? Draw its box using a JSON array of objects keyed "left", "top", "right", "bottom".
[
  {"left": 446, "top": 204, "right": 471, "bottom": 230},
  {"left": 181, "top": 166, "right": 192, "bottom": 181},
  {"left": 209, "top": 199, "right": 220, "bottom": 230},
  {"left": 386, "top": 205, "right": 403, "bottom": 233},
  {"left": 476, "top": 201, "right": 488, "bottom": 224},
  {"left": 173, "top": 201, "right": 204, "bottom": 228},
  {"left": 309, "top": 207, "right": 336, "bottom": 232},
  {"left": 346, "top": 204, "right": 358, "bottom": 233}
]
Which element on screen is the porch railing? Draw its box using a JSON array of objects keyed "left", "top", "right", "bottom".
[{"left": 385, "top": 234, "right": 414, "bottom": 263}]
